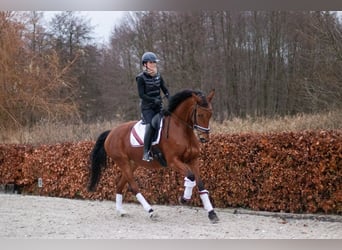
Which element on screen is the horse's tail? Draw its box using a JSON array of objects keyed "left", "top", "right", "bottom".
[{"left": 88, "top": 130, "right": 111, "bottom": 192}]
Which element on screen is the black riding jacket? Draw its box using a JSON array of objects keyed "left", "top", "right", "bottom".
[{"left": 136, "top": 71, "right": 169, "bottom": 110}]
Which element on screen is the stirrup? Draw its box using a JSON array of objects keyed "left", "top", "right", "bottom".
[{"left": 142, "top": 152, "right": 153, "bottom": 162}]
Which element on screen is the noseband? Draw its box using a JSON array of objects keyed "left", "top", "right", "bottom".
[{"left": 192, "top": 104, "right": 211, "bottom": 134}]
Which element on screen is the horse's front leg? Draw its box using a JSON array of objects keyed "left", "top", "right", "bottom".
[
  {"left": 179, "top": 173, "right": 197, "bottom": 203},
  {"left": 172, "top": 158, "right": 219, "bottom": 223},
  {"left": 168, "top": 157, "right": 196, "bottom": 204},
  {"left": 192, "top": 165, "right": 219, "bottom": 223},
  {"left": 197, "top": 179, "right": 219, "bottom": 223}
]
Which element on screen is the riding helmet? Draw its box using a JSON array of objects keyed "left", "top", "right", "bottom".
[{"left": 141, "top": 52, "right": 159, "bottom": 65}]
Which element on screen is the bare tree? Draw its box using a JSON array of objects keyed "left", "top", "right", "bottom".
[
  {"left": 0, "top": 11, "right": 80, "bottom": 129},
  {"left": 105, "top": 11, "right": 342, "bottom": 120},
  {"left": 5, "top": 10, "right": 341, "bottom": 129}
]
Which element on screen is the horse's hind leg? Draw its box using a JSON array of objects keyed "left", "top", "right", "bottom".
[
  {"left": 118, "top": 160, "right": 154, "bottom": 218},
  {"left": 115, "top": 173, "right": 128, "bottom": 216}
]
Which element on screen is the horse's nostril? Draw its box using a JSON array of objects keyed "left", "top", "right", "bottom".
[{"left": 200, "top": 138, "right": 208, "bottom": 143}]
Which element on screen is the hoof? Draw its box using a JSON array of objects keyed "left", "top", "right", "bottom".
[
  {"left": 149, "top": 210, "right": 154, "bottom": 218},
  {"left": 208, "top": 210, "right": 219, "bottom": 224},
  {"left": 148, "top": 209, "right": 159, "bottom": 221},
  {"left": 148, "top": 209, "right": 154, "bottom": 218},
  {"left": 117, "top": 209, "right": 127, "bottom": 217},
  {"left": 178, "top": 196, "right": 190, "bottom": 206}
]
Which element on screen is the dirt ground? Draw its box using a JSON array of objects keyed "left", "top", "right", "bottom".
[{"left": 0, "top": 193, "right": 341, "bottom": 239}]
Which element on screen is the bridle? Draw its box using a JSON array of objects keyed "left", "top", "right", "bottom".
[
  {"left": 167, "top": 103, "right": 211, "bottom": 135},
  {"left": 191, "top": 104, "right": 211, "bottom": 134}
]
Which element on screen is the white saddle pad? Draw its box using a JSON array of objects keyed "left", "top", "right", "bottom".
[{"left": 130, "top": 119, "right": 163, "bottom": 147}]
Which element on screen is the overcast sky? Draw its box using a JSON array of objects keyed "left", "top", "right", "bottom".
[
  {"left": 43, "top": 11, "right": 128, "bottom": 44},
  {"left": 81, "top": 11, "right": 128, "bottom": 43}
]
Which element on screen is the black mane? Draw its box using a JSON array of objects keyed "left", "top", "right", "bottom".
[{"left": 165, "top": 89, "right": 208, "bottom": 115}]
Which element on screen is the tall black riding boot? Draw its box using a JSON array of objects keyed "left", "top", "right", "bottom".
[{"left": 142, "top": 124, "right": 154, "bottom": 162}]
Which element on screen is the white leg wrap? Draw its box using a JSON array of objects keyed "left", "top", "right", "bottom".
[
  {"left": 116, "top": 194, "right": 126, "bottom": 215},
  {"left": 136, "top": 193, "right": 152, "bottom": 212},
  {"left": 199, "top": 190, "right": 213, "bottom": 212},
  {"left": 116, "top": 194, "right": 123, "bottom": 211},
  {"left": 183, "top": 177, "right": 196, "bottom": 200}
]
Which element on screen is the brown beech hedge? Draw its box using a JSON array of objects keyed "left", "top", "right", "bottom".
[{"left": 0, "top": 130, "right": 341, "bottom": 214}]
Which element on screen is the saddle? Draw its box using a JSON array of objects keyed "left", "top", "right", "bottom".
[
  {"left": 130, "top": 113, "right": 167, "bottom": 167},
  {"left": 130, "top": 115, "right": 163, "bottom": 147}
]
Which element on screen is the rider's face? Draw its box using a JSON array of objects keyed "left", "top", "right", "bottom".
[
  {"left": 146, "top": 61, "right": 157, "bottom": 69},
  {"left": 145, "top": 61, "right": 157, "bottom": 76}
]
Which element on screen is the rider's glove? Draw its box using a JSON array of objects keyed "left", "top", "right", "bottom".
[{"left": 154, "top": 98, "right": 162, "bottom": 106}]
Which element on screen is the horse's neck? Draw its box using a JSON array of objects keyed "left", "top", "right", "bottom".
[
  {"left": 172, "top": 99, "right": 194, "bottom": 125},
  {"left": 169, "top": 99, "right": 197, "bottom": 141}
]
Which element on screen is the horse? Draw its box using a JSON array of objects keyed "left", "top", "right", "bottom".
[{"left": 88, "top": 89, "right": 219, "bottom": 223}]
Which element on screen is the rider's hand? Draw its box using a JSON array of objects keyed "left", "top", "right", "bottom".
[{"left": 154, "top": 98, "right": 162, "bottom": 106}]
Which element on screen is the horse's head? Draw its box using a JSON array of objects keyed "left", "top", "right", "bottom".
[{"left": 192, "top": 89, "right": 215, "bottom": 143}]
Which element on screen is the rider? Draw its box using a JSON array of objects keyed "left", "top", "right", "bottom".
[{"left": 136, "top": 52, "right": 170, "bottom": 162}]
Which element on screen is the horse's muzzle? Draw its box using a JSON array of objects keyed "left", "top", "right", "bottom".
[
  {"left": 194, "top": 125, "right": 210, "bottom": 143},
  {"left": 197, "top": 131, "right": 210, "bottom": 143},
  {"left": 199, "top": 137, "right": 209, "bottom": 143}
]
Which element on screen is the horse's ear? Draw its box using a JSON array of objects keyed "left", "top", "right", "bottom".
[
  {"left": 207, "top": 89, "right": 215, "bottom": 102},
  {"left": 192, "top": 92, "right": 202, "bottom": 103}
]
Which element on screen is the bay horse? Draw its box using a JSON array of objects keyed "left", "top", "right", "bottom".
[{"left": 88, "top": 89, "right": 219, "bottom": 223}]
